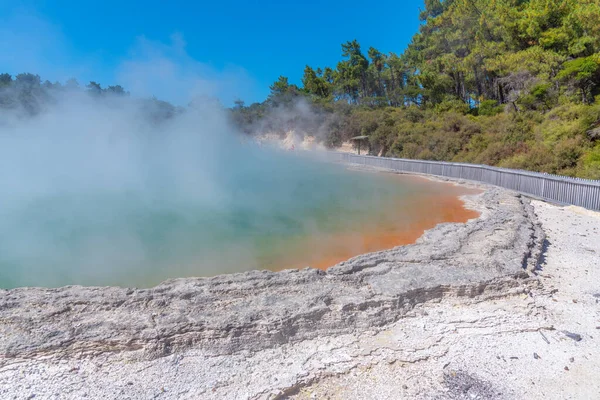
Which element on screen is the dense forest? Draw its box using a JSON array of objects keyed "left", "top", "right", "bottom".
[{"left": 231, "top": 0, "right": 600, "bottom": 179}]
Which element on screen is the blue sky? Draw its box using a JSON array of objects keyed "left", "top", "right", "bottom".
[{"left": 0, "top": 0, "right": 424, "bottom": 105}]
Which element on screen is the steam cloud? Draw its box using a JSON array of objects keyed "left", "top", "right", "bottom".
[
  {"left": 0, "top": 19, "right": 400, "bottom": 289},
  {"left": 0, "top": 85, "right": 395, "bottom": 288}
]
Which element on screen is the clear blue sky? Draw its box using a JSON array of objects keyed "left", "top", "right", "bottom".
[{"left": 0, "top": 0, "right": 424, "bottom": 105}]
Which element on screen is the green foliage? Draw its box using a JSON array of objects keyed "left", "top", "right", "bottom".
[
  {"left": 266, "top": 76, "right": 304, "bottom": 107},
  {"left": 518, "top": 83, "right": 556, "bottom": 111},
  {"left": 233, "top": 0, "right": 600, "bottom": 179},
  {"left": 477, "top": 100, "right": 503, "bottom": 116},
  {"left": 273, "top": 0, "right": 599, "bottom": 112},
  {"left": 557, "top": 55, "right": 600, "bottom": 103},
  {"left": 434, "top": 98, "right": 470, "bottom": 114},
  {"left": 314, "top": 99, "right": 600, "bottom": 177},
  {"left": 302, "top": 66, "right": 331, "bottom": 99},
  {"left": 581, "top": 144, "right": 600, "bottom": 179}
]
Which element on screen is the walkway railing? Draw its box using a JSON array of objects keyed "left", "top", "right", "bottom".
[{"left": 326, "top": 152, "right": 600, "bottom": 211}]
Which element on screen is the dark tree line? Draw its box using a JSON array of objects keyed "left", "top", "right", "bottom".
[{"left": 0, "top": 73, "right": 184, "bottom": 124}]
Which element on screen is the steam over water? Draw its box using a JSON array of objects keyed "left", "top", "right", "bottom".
[{"left": 0, "top": 93, "right": 473, "bottom": 288}]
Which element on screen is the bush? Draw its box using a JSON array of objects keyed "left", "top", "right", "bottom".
[
  {"left": 434, "top": 98, "right": 470, "bottom": 115},
  {"left": 478, "top": 100, "right": 504, "bottom": 116},
  {"left": 580, "top": 144, "right": 600, "bottom": 179},
  {"left": 330, "top": 100, "right": 598, "bottom": 179}
]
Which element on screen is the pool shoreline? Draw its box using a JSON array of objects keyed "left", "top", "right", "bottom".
[
  {"left": 0, "top": 170, "right": 552, "bottom": 398},
  {"left": 273, "top": 171, "right": 482, "bottom": 272},
  {"left": 0, "top": 178, "right": 543, "bottom": 341}
]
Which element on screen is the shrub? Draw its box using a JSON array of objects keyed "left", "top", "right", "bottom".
[
  {"left": 478, "top": 100, "right": 504, "bottom": 116},
  {"left": 580, "top": 144, "right": 600, "bottom": 179}
]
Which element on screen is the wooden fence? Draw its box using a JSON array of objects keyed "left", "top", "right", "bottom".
[{"left": 325, "top": 152, "right": 600, "bottom": 211}]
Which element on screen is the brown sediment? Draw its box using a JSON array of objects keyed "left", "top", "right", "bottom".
[{"left": 276, "top": 177, "right": 481, "bottom": 271}]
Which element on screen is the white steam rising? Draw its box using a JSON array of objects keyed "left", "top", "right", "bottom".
[
  {"left": 0, "top": 93, "right": 236, "bottom": 286},
  {"left": 0, "top": 18, "right": 403, "bottom": 289},
  {"left": 0, "top": 88, "right": 387, "bottom": 288}
]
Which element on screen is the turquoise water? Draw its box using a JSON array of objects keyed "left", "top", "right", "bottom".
[{"left": 0, "top": 150, "right": 459, "bottom": 289}]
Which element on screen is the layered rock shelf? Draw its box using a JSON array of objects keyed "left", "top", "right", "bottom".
[{"left": 0, "top": 187, "right": 545, "bottom": 365}]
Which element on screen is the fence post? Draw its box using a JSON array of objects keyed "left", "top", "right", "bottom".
[{"left": 541, "top": 178, "right": 546, "bottom": 200}]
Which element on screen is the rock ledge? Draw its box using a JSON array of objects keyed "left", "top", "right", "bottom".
[{"left": 0, "top": 187, "right": 544, "bottom": 363}]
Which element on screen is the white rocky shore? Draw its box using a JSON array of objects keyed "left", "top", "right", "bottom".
[
  {"left": 0, "top": 174, "right": 599, "bottom": 399},
  {"left": 289, "top": 199, "right": 600, "bottom": 400}
]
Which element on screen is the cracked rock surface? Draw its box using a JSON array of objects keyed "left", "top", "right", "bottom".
[
  {"left": 0, "top": 185, "right": 554, "bottom": 399},
  {"left": 290, "top": 199, "right": 600, "bottom": 400}
]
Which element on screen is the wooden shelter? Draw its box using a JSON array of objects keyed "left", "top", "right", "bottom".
[{"left": 350, "top": 135, "right": 369, "bottom": 155}]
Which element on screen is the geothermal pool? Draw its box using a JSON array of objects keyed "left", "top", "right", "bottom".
[{"left": 0, "top": 153, "right": 477, "bottom": 289}]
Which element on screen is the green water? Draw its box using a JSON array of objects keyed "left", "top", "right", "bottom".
[{"left": 0, "top": 153, "right": 455, "bottom": 289}]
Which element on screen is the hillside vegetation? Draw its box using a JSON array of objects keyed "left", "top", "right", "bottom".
[
  {"left": 232, "top": 0, "right": 600, "bottom": 179},
  {"left": 2, "top": 1, "right": 600, "bottom": 179}
]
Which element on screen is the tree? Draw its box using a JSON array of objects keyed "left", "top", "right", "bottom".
[
  {"left": 558, "top": 55, "right": 600, "bottom": 104},
  {"left": 66, "top": 78, "right": 80, "bottom": 89},
  {"left": 419, "top": 0, "right": 446, "bottom": 21},
  {"left": 267, "top": 76, "right": 302, "bottom": 106},
  {"left": 368, "top": 47, "right": 387, "bottom": 102},
  {"left": 338, "top": 40, "right": 370, "bottom": 103},
  {"left": 233, "top": 99, "right": 245, "bottom": 109},
  {"left": 87, "top": 81, "right": 102, "bottom": 95},
  {"left": 106, "top": 85, "right": 128, "bottom": 96},
  {"left": 0, "top": 73, "right": 12, "bottom": 87},
  {"left": 15, "top": 73, "right": 41, "bottom": 88},
  {"left": 302, "top": 66, "right": 330, "bottom": 98}
]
